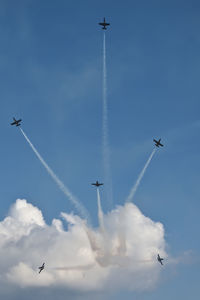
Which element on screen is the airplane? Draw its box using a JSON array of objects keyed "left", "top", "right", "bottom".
[
  {"left": 153, "top": 138, "right": 164, "bottom": 148},
  {"left": 91, "top": 181, "right": 103, "bottom": 187},
  {"left": 10, "top": 117, "right": 22, "bottom": 127},
  {"left": 99, "top": 17, "right": 110, "bottom": 30},
  {"left": 38, "top": 263, "right": 45, "bottom": 274},
  {"left": 157, "top": 254, "right": 164, "bottom": 265}
]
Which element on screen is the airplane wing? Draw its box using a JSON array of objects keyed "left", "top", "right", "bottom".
[
  {"left": 11, "top": 122, "right": 16, "bottom": 125},
  {"left": 159, "top": 143, "right": 164, "bottom": 147},
  {"left": 99, "top": 22, "right": 110, "bottom": 27}
]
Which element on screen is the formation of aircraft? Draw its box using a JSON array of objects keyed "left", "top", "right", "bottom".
[
  {"left": 153, "top": 138, "right": 164, "bottom": 148},
  {"left": 91, "top": 181, "right": 103, "bottom": 187},
  {"left": 10, "top": 17, "right": 167, "bottom": 275},
  {"left": 38, "top": 263, "right": 45, "bottom": 274},
  {"left": 10, "top": 117, "right": 22, "bottom": 127},
  {"left": 99, "top": 17, "right": 110, "bottom": 30},
  {"left": 157, "top": 254, "right": 164, "bottom": 265}
]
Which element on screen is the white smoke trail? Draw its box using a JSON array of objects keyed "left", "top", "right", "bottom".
[
  {"left": 20, "top": 128, "right": 90, "bottom": 222},
  {"left": 116, "top": 230, "right": 127, "bottom": 256},
  {"left": 102, "top": 31, "right": 113, "bottom": 206},
  {"left": 51, "top": 264, "right": 95, "bottom": 271},
  {"left": 126, "top": 148, "right": 157, "bottom": 202},
  {"left": 97, "top": 188, "right": 105, "bottom": 233}
]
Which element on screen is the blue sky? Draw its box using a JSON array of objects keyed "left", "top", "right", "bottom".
[{"left": 0, "top": 0, "right": 200, "bottom": 299}]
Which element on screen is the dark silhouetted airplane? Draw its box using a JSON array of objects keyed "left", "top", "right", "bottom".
[
  {"left": 153, "top": 138, "right": 164, "bottom": 147},
  {"left": 38, "top": 263, "right": 45, "bottom": 274},
  {"left": 91, "top": 181, "right": 103, "bottom": 187},
  {"left": 157, "top": 254, "right": 164, "bottom": 265},
  {"left": 10, "top": 117, "right": 22, "bottom": 127},
  {"left": 99, "top": 17, "right": 110, "bottom": 30}
]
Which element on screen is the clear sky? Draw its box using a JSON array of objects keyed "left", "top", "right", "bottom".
[{"left": 0, "top": 0, "right": 200, "bottom": 299}]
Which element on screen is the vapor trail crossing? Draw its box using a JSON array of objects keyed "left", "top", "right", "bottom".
[
  {"left": 126, "top": 148, "right": 157, "bottom": 202},
  {"left": 20, "top": 128, "right": 90, "bottom": 222},
  {"left": 102, "top": 31, "right": 113, "bottom": 206}
]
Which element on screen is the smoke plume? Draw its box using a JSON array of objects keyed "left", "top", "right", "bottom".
[
  {"left": 20, "top": 128, "right": 90, "bottom": 222},
  {"left": 102, "top": 32, "right": 113, "bottom": 206},
  {"left": 126, "top": 148, "right": 157, "bottom": 202}
]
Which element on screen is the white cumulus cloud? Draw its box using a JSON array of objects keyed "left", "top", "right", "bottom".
[{"left": 0, "top": 199, "right": 167, "bottom": 294}]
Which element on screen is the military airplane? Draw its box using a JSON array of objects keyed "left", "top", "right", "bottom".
[
  {"left": 153, "top": 138, "right": 164, "bottom": 148},
  {"left": 157, "top": 254, "right": 164, "bottom": 265},
  {"left": 99, "top": 17, "right": 110, "bottom": 30},
  {"left": 38, "top": 263, "right": 45, "bottom": 274},
  {"left": 10, "top": 117, "right": 22, "bottom": 127},
  {"left": 91, "top": 181, "right": 103, "bottom": 187}
]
